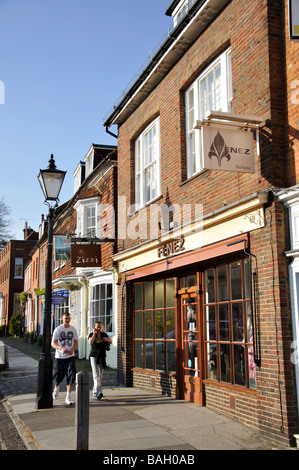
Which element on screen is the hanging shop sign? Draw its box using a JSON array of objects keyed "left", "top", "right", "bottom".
[
  {"left": 71, "top": 244, "right": 101, "bottom": 268},
  {"left": 289, "top": 0, "right": 299, "bottom": 39},
  {"left": 201, "top": 125, "right": 255, "bottom": 173},
  {"left": 54, "top": 236, "right": 71, "bottom": 262}
]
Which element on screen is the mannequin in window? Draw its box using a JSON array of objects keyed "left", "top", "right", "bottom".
[{"left": 187, "top": 300, "right": 197, "bottom": 376}]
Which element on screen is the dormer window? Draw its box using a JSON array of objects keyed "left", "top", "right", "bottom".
[
  {"left": 73, "top": 161, "right": 85, "bottom": 194},
  {"left": 85, "top": 147, "right": 94, "bottom": 178},
  {"left": 172, "top": 0, "right": 197, "bottom": 27}
]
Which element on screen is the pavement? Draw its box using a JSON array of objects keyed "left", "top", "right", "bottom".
[{"left": 0, "top": 345, "right": 297, "bottom": 452}]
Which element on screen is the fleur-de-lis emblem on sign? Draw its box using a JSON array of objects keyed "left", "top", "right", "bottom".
[{"left": 208, "top": 132, "right": 231, "bottom": 167}]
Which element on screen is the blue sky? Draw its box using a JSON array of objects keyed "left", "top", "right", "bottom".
[{"left": 0, "top": 0, "right": 172, "bottom": 239}]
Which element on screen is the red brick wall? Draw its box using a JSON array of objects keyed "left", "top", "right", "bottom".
[
  {"left": 115, "top": 0, "right": 299, "bottom": 446},
  {"left": 117, "top": 0, "right": 291, "bottom": 254},
  {"left": 284, "top": 0, "right": 299, "bottom": 184}
]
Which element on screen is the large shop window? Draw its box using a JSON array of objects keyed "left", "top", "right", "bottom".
[
  {"left": 134, "top": 278, "right": 176, "bottom": 373},
  {"left": 185, "top": 48, "right": 232, "bottom": 179},
  {"left": 89, "top": 283, "right": 113, "bottom": 333},
  {"left": 204, "top": 260, "right": 256, "bottom": 389}
]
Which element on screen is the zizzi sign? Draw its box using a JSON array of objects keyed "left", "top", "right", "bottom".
[
  {"left": 71, "top": 244, "right": 101, "bottom": 267},
  {"left": 157, "top": 238, "right": 185, "bottom": 258},
  {"left": 202, "top": 126, "right": 255, "bottom": 173}
]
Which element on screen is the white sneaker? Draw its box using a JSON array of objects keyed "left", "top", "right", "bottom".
[
  {"left": 65, "top": 395, "right": 73, "bottom": 405},
  {"left": 53, "top": 386, "right": 59, "bottom": 400}
]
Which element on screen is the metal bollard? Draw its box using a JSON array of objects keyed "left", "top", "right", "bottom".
[{"left": 75, "top": 370, "right": 89, "bottom": 450}]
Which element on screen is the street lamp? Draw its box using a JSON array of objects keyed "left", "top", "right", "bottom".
[{"left": 36, "top": 154, "right": 66, "bottom": 409}]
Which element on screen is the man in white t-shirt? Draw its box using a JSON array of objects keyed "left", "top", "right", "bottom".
[{"left": 51, "top": 313, "right": 78, "bottom": 405}]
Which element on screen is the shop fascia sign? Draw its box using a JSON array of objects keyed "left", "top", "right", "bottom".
[
  {"left": 157, "top": 237, "right": 186, "bottom": 258},
  {"left": 194, "top": 111, "right": 262, "bottom": 174},
  {"left": 289, "top": 0, "right": 299, "bottom": 39}
]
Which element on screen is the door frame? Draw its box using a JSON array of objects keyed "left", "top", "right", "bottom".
[{"left": 177, "top": 284, "right": 205, "bottom": 406}]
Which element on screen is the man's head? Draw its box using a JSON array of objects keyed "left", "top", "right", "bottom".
[{"left": 62, "top": 313, "right": 71, "bottom": 327}]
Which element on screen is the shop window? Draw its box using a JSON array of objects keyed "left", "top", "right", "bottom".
[
  {"left": 89, "top": 283, "right": 113, "bottom": 333},
  {"left": 134, "top": 278, "right": 175, "bottom": 373},
  {"left": 204, "top": 260, "right": 256, "bottom": 389},
  {"left": 180, "top": 273, "right": 196, "bottom": 289}
]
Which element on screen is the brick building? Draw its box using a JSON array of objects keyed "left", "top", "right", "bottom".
[
  {"left": 0, "top": 223, "right": 38, "bottom": 334},
  {"left": 104, "top": 0, "right": 299, "bottom": 446},
  {"left": 46, "top": 144, "right": 117, "bottom": 365},
  {"left": 23, "top": 217, "right": 46, "bottom": 335}
]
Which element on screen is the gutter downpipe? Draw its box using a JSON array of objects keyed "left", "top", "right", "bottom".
[
  {"left": 105, "top": 125, "right": 118, "bottom": 139},
  {"left": 227, "top": 238, "right": 261, "bottom": 368}
]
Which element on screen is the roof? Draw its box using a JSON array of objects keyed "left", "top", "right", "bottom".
[{"left": 103, "top": 0, "right": 230, "bottom": 129}]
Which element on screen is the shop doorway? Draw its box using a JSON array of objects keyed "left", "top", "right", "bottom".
[{"left": 179, "top": 291, "right": 204, "bottom": 406}]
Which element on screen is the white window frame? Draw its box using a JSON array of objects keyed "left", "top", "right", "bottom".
[
  {"left": 173, "top": 0, "right": 197, "bottom": 27},
  {"left": 74, "top": 197, "right": 100, "bottom": 239},
  {"left": 54, "top": 297, "right": 70, "bottom": 329},
  {"left": 135, "top": 117, "right": 161, "bottom": 210},
  {"left": 89, "top": 282, "right": 113, "bottom": 334},
  {"left": 185, "top": 48, "right": 232, "bottom": 178}
]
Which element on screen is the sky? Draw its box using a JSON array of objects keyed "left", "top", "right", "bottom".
[{"left": 0, "top": 0, "right": 172, "bottom": 240}]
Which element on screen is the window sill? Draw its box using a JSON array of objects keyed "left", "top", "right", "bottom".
[
  {"left": 129, "top": 194, "right": 163, "bottom": 216},
  {"left": 132, "top": 367, "right": 176, "bottom": 377},
  {"left": 203, "top": 378, "right": 257, "bottom": 395},
  {"left": 180, "top": 168, "right": 211, "bottom": 187}
]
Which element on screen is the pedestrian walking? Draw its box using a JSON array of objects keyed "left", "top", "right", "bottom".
[
  {"left": 88, "top": 322, "right": 112, "bottom": 399},
  {"left": 51, "top": 313, "right": 78, "bottom": 405}
]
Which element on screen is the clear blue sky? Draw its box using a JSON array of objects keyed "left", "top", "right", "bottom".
[{"left": 0, "top": 0, "right": 172, "bottom": 240}]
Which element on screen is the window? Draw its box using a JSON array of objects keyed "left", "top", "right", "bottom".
[
  {"left": 135, "top": 117, "right": 161, "bottom": 209},
  {"left": 89, "top": 283, "right": 113, "bottom": 333},
  {"left": 75, "top": 198, "right": 99, "bottom": 239},
  {"left": 204, "top": 259, "right": 256, "bottom": 389},
  {"left": 54, "top": 298, "right": 70, "bottom": 329},
  {"left": 73, "top": 162, "right": 85, "bottom": 194},
  {"left": 173, "top": 0, "right": 197, "bottom": 27},
  {"left": 134, "top": 278, "right": 176, "bottom": 373},
  {"left": 40, "top": 263, "right": 45, "bottom": 289},
  {"left": 86, "top": 206, "right": 96, "bottom": 238},
  {"left": 14, "top": 257, "right": 23, "bottom": 278},
  {"left": 185, "top": 49, "right": 232, "bottom": 178}
]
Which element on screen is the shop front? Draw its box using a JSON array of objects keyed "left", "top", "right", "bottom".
[
  {"left": 128, "top": 239, "right": 256, "bottom": 407},
  {"left": 115, "top": 193, "right": 267, "bottom": 412}
]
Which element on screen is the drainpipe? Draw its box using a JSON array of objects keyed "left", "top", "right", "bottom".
[
  {"left": 105, "top": 125, "right": 118, "bottom": 139},
  {"left": 227, "top": 238, "right": 261, "bottom": 367}
]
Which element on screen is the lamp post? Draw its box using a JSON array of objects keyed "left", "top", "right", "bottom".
[{"left": 36, "top": 154, "right": 66, "bottom": 409}]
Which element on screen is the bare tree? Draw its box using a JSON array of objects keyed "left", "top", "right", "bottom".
[{"left": 0, "top": 197, "right": 14, "bottom": 251}]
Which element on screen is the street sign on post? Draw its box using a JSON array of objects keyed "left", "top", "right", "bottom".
[{"left": 51, "top": 290, "right": 69, "bottom": 305}]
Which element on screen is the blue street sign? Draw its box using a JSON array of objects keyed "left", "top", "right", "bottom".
[{"left": 52, "top": 290, "right": 69, "bottom": 305}]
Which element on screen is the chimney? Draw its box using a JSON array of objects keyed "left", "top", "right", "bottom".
[{"left": 23, "top": 221, "right": 28, "bottom": 240}]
